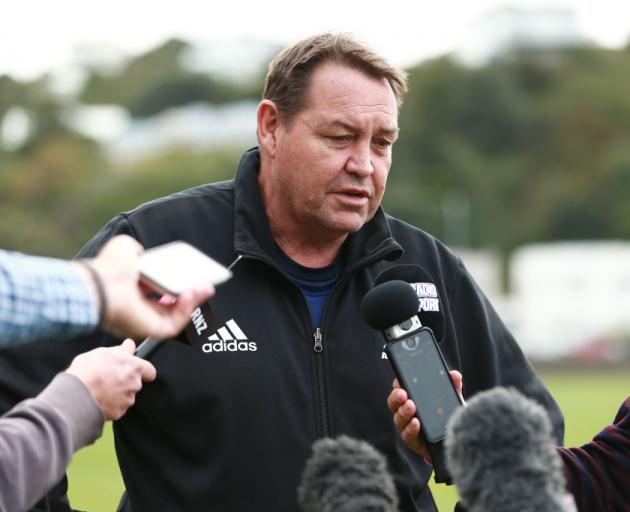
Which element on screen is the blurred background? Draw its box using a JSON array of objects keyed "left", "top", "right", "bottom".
[{"left": 1, "top": 0, "right": 629, "bottom": 509}]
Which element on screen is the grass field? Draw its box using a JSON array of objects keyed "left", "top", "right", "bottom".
[{"left": 67, "top": 366, "right": 629, "bottom": 511}]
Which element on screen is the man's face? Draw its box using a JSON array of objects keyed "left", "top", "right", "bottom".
[{"left": 263, "top": 62, "right": 399, "bottom": 238}]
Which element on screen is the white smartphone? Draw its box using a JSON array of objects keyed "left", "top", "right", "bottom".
[{"left": 139, "top": 241, "right": 232, "bottom": 296}]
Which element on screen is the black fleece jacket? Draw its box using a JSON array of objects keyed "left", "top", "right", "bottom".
[{"left": 0, "top": 147, "right": 564, "bottom": 512}]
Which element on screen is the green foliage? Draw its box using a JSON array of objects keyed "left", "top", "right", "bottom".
[
  {"left": 79, "top": 38, "right": 263, "bottom": 117},
  {"left": 0, "top": 138, "right": 241, "bottom": 258},
  {"left": 0, "top": 74, "right": 68, "bottom": 149},
  {"left": 80, "top": 148, "right": 238, "bottom": 237},
  {"left": 0, "top": 134, "right": 104, "bottom": 256},
  {"left": 388, "top": 46, "right": 630, "bottom": 252},
  {"left": 2, "top": 40, "right": 630, "bottom": 260},
  {"left": 0, "top": 75, "right": 24, "bottom": 117},
  {"left": 81, "top": 38, "right": 193, "bottom": 111}
]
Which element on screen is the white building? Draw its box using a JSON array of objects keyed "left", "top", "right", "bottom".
[
  {"left": 454, "top": 247, "right": 503, "bottom": 303},
  {"left": 510, "top": 241, "right": 630, "bottom": 359},
  {"left": 61, "top": 101, "right": 258, "bottom": 162},
  {"left": 455, "top": 247, "right": 516, "bottom": 337}
]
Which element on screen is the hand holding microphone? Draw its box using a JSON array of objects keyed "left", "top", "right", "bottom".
[
  {"left": 65, "top": 339, "right": 157, "bottom": 420},
  {"left": 362, "top": 265, "right": 463, "bottom": 484},
  {"left": 387, "top": 371, "right": 463, "bottom": 463}
]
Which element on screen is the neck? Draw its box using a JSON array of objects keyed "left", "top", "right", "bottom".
[{"left": 272, "top": 229, "right": 346, "bottom": 268}]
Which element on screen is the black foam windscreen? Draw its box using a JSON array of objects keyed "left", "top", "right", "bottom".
[
  {"left": 298, "top": 435, "right": 399, "bottom": 512},
  {"left": 361, "top": 280, "right": 419, "bottom": 331},
  {"left": 374, "top": 264, "right": 445, "bottom": 342},
  {"left": 445, "top": 387, "right": 569, "bottom": 512}
]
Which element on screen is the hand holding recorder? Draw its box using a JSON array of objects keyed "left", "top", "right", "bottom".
[
  {"left": 65, "top": 339, "right": 157, "bottom": 420},
  {"left": 362, "top": 274, "right": 464, "bottom": 484},
  {"left": 387, "top": 372, "right": 464, "bottom": 462},
  {"left": 77, "top": 236, "right": 222, "bottom": 340}
]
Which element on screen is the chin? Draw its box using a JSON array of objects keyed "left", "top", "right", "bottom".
[{"left": 327, "top": 215, "right": 368, "bottom": 235}]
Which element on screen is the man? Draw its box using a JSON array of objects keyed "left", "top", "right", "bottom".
[
  {"left": 8, "top": 33, "right": 562, "bottom": 511},
  {"left": 0, "top": 235, "right": 213, "bottom": 511}
]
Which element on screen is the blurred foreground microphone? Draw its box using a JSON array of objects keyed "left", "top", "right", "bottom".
[
  {"left": 297, "top": 436, "right": 399, "bottom": 512},
  {"left": 135, "top": 301, "right": 216, "bottom": 359},
  {"left": 374, "top": 264, "right": 445, "bottom": 343},
  {"left": 362, "top": 278, "right": 462, "bottom": 484},
  {"left": 446, "top": 387, "right": 577, "bottom": 512}
]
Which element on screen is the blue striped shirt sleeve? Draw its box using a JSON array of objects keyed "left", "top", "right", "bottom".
[{"left": 0, "top": 250, "right": 99, "bottom": 346}]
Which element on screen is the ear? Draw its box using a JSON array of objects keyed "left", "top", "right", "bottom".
[{"left": 257, "top": 100, "right": 281, "bottom": 158}]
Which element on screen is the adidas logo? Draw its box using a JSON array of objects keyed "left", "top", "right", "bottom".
[{"left": 202, "top": 319, "right": 257, "bottom": 353}]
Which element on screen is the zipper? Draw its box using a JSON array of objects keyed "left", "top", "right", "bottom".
[
  {"left": 310, "top": 271, "right": 364, "bottom": 438},
  {"left": 313, "top": 328, "right": 323, "bottom": 352},
  {"left": 313, "top": 327, "right": 329, "bottom": 437},
  {"left": 238, "top": 249, "right": 395, "bottom": 439}
]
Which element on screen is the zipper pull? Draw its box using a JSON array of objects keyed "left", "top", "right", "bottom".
[{"left": 313, "top": 328, "right": 323, "bottom": 353}]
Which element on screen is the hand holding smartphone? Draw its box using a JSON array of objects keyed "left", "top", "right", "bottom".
[
  {"left": 386, "top": 328, "right": 462, "bottom": 445},
  {"left": 139, "top": 241, "right": 232, "bottom": 296},
  {"left": 386, "top": 327, "right": 463, "bottom": 484}
]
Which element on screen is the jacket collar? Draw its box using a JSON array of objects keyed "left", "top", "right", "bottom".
[{"left": 233, "top": 147, "right": 403, "bottom": 270}]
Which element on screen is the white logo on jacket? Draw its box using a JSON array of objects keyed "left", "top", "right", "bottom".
[
  {"left": 410, "top": 282, "right": 440, "bottom": 312},
  {"left": 202, "top": 319, "right": 258, "bottom": 353}
]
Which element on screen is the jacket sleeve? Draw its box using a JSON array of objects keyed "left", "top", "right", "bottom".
[
  {"left": 558, "top": 396, "right": 630, "bottom": 512},
  {"left": 75, "top": 214, "right": 137, "bottom": 259},
  {"left": 446, "top": 258, "right": 565, "bottom": 444},
  {"left": 0, "top": 373, "right": 104, "bottom": 512}
]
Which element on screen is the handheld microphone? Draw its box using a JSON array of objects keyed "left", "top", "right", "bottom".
[
  {"left": 297, "top": 435, "right": 399, "bottom": 512},
  {"left": 362, "top": 277, "right": 462, "bottom": 485},
  {"left": 445, "top": 387, "right": 576, "bottom": 512},
  {"left": 361, "top": 279, "right": 420, "bottom": 336},
  {"left": 135, "top": 300, "right": 216, "bottom": 359},
  {"left": 374, "top": 264, "right": 445, "bottom": 343}
]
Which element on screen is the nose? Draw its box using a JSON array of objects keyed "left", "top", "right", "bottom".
[{"left": 345, "top": 143, "right": 374, "bottom": 177}]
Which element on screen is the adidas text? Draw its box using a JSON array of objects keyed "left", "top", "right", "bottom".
[
  {"left": 202, "top": 340, "right": 258, "bottom": 353},
  {"left": 203, "top": 319, "right": 257, "bottom": 353}
]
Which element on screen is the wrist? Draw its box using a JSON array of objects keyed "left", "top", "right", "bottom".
[{"left": 75, "top": 259, "right": 108, "bottom": 330}]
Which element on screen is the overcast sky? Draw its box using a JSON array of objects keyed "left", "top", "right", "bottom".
[{"left": 2, "top": 0, "right": 630, "bottom": 79}]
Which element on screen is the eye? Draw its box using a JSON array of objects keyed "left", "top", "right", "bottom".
[
  {"left": 374, "top": 138, "right": 393, "bottom": 151},
  {"left": 329, "top": 135, "right": 353, "bottom": 142}
]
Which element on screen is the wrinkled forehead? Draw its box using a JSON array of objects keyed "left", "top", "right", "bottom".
[{"left": 302, "top": 63, "right": 398, "bottom": 120}]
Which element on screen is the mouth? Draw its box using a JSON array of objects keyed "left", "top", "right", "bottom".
[
  {"left": 337, "top": 188, "right": 371, "bottom": 199},
  {"left": 333, "top": 188, "right": 371, "bottom": 207}
]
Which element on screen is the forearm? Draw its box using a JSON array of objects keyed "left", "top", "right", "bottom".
[
  {"left": 0, "top": 373, "right": 104, "bottom": 512},
  {"left": 0, "top": 250, "right": 99, "bottom": 346},
  {"left": 558, "top": 397, "right": 630, "bottom": 512}
]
